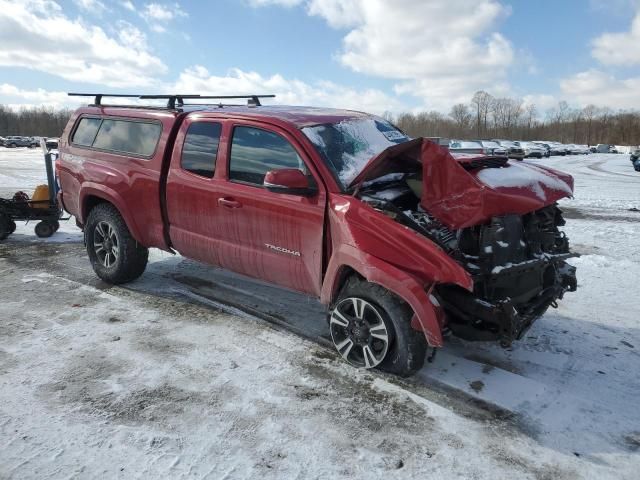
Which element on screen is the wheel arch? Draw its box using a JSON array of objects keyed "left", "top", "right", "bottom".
[
  {"left": 321, "top": 245, "right": 446, "bottom": 347},
  {"left": 80, "top": 185, "right": 144, "bottom": 245}
]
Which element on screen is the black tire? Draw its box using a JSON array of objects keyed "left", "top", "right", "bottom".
[
  {"left": 0, "top": 214, "right": 11, "bottom": 240},
  {"left": 329, "top": 277, "right": 426, "bottom": 377},
  {"left": 35, "top": 221, "right": 56, "bottom": 238},
  {"left": 85, "top": 203, "right": 148, "bottom": 284},
  {"left": 8, "top": 143, "right": 16, "bottom": 148},
  {"left": 8, "top": 220, "right": 16, "bottom": 234}
]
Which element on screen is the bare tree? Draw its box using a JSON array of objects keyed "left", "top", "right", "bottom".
[
  {"left": 471, "top": 90, "right": 493, "bottom": 138},
  {"left": 449, "top": 103, "right": 472, "bottom": 133},
  {"left": 582, "top": 104, "right": 598, "bottom": 146},
  {"left": 5, "top": 91, "right": 640, "bottom": 147},
  {"left": 0, "top": 105, "right": 71, "bottom": 137},
  {"left": 525, "top": 103, "right": 537, "bottom": 134}
]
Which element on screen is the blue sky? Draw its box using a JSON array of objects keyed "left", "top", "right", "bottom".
[{"left": 1, "top": 0, "right": 640, "bottom": 114}]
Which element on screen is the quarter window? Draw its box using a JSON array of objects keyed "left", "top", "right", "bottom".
[
  {"left": 229, "top": 126, "right": 306, "bottom": 185},
  {"left": 181, "top": 122, "right": 221, "bottom": 178},
  {"left": 72, "top": 118, "right": 101, "bottom": 146},
  {"left": 92, "top": 119, "right": 161, "bottom": 156}
]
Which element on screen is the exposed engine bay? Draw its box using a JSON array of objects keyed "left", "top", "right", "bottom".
[{"left": 358, "top": 170, "right": 578, "bottom": 346}]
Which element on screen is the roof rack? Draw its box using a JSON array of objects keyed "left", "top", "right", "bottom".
[{"left": 68, "top": 93, "right": 276, "bottom": 109}]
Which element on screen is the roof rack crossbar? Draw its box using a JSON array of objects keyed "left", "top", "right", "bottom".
[
  {"left": 68, "top": 93, "right": 142, "bottom": 106},
  {"left": 68, "top": 93, "right": 276, "bottom": 108}
]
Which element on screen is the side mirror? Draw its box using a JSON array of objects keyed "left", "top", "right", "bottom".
[{"left": 263, "top": 168, "right": 317, "bottom": 196}]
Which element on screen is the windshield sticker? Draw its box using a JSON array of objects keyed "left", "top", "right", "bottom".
[{"left": 382, "top": 130, "right": 407, "bottom": 142}]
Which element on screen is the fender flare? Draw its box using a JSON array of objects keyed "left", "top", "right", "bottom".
[
  {"left": 321, "top": 244, "right": 446, "bottom": 347},
  {"left": 79, "top": 184, "right": 144, "bottom": 244}
]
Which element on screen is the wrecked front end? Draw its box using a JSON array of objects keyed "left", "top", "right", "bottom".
[
  {"left": 436, "top": 205, "right": 577, "bottom": 345},
  {"left": 353, "top": 139, "right": 578, "bottom": 346}
]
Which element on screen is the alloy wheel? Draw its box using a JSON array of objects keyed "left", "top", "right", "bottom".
[
  {"left": 94, "top": 221, "right": 119, "bottom": 268},
  {"left": 329, "top": 297, "right": 390, "bottom": 369}
]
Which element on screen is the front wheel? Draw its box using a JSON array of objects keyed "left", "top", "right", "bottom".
[
  {"left": 329, "top": 277, "right": 426, "bottom": 377},
  {"left": 85, "top": 203, "right": 148, "bottom": 284}
]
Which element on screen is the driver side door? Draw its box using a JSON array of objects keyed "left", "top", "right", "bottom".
[{"left": 214, "top": 121, "right": 327, "bottom": 296}]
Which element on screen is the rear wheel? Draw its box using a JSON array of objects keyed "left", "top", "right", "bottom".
[
  {"left": 329, "top": 277, "right": 426, "bottom": 377},
  {"left": 85, "top": 203, "right": 148, "bottom": 284}
]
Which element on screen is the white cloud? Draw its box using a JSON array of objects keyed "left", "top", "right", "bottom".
[
  {"left": 560, "top": 70, "right": 640, "bottom": 109},
  {"left": 0, "top": 64, "right": 405, "bottom": 113},
  {"left": 251, "top": 0, "right": 514, "bottom": 110},
  {"left": 306, "top": 0, "right": 363, "bottom": 28},
  {"left": 522, "top": 94, "right": 558, "bottom": 113},
  {"left": 247, "top": 0, "right": 303, "bottom": 7},
  {"left": 556, "top": 7, "right": 640, "bottom": 110},
  {"left": 0, "top": 84, "right": 71, "bottom": 108},
  {"left": 169, "top": 65, "right": 405, "bottom": 114},
  {"left": 120, "top": 0, "right": 135, "bottom": 11},
  {"left": 73, "top": 0, "right": 106, "bottom": 13},
  {"left": 591, "top": 11, "right": 640, "bottom": 65},
  {"left": 0, "top": 0, "right": 167, "bottom": 87},
  {"left": 140, "top": 2, "right": 187, "bottom": 31}
]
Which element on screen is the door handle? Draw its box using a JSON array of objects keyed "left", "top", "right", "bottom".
[{"left": 218, "top": 197, "right": 242, "bottom": 208}]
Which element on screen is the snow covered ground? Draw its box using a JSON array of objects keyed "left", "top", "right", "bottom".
[{"left": 1, "top": 148, "right": 639, "bottom": 479}]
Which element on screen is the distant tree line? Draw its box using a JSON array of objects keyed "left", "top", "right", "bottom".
[
  {"left": 387, "top": 90, "right": 640, "bottom": 146},
  {"left": 2, "top": 93, "right": 640, "bottom": 145},
  {"left": 0, "top": 105, "right": 72, "bottom": 137}
]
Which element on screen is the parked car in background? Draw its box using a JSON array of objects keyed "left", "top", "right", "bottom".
[
  {"left": 492, "top": 139, "right": 525, "bottom": 160},
  {"left": 2, "top": 135, "right": 39, "bottom": 148},
  {"left": 448, "top": 140, "right": 484, "bottom": 154},
  {"left": 515, "top": 141, "right": 546, "bottom": 158},
  {"left": 553, "top": 143, "right": 570, "bottom": 156},
  {"left": 475, "top": 140, "right": 508, "bottom": 156},
  {"left": 631, "top": 148, "right": 640, "bottom": 171},
  {"left": 0, "top": 136, "right": 5, "bottom": 146},
  {"left": 531, "top": 142, "right": 550, "bottom": 157},
  {"left": 567, "top": 144, "right": 590, "bottom": 155},
  {"left": 449, "top": 140, "right": 508, "bottom": 157},
  {"left": 595, "top": 144, "right": 617, "bottom": 153},
  {"left": 533, "top": 141, "right": 564, "bottom": 156}
]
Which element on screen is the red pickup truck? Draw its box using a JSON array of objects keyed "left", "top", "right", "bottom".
[{"left": 57, "top": 94, "right": 577, "bottom": 376}]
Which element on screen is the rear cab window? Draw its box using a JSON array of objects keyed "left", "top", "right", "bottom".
[
  {"left": 180, "top": 122, "right": 222, "bottom": 178},
  {"left": 71, "top": 116, "right": 162, "bottom": 157}
]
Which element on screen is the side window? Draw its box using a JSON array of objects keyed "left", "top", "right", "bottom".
[
  {"left": 73, "top": 118, "right": 101, "bottom": 146},
  {"left": 229, "top": 126, "right": 306, "bottom": 185},
  {"left": 180, "top": 122, "right": 221, "bottom": 178},
  {"left": 93, "top": 119, "right": 161, "bottom": 156}
]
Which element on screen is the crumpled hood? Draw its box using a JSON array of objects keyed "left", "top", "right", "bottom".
[{"left": 350, "top": 138, "right": 574, "bottom": 229}]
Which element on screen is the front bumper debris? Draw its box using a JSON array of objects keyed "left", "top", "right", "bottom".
[{"left": 437, "top": 254, "right": 578, "bottom": 346}]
